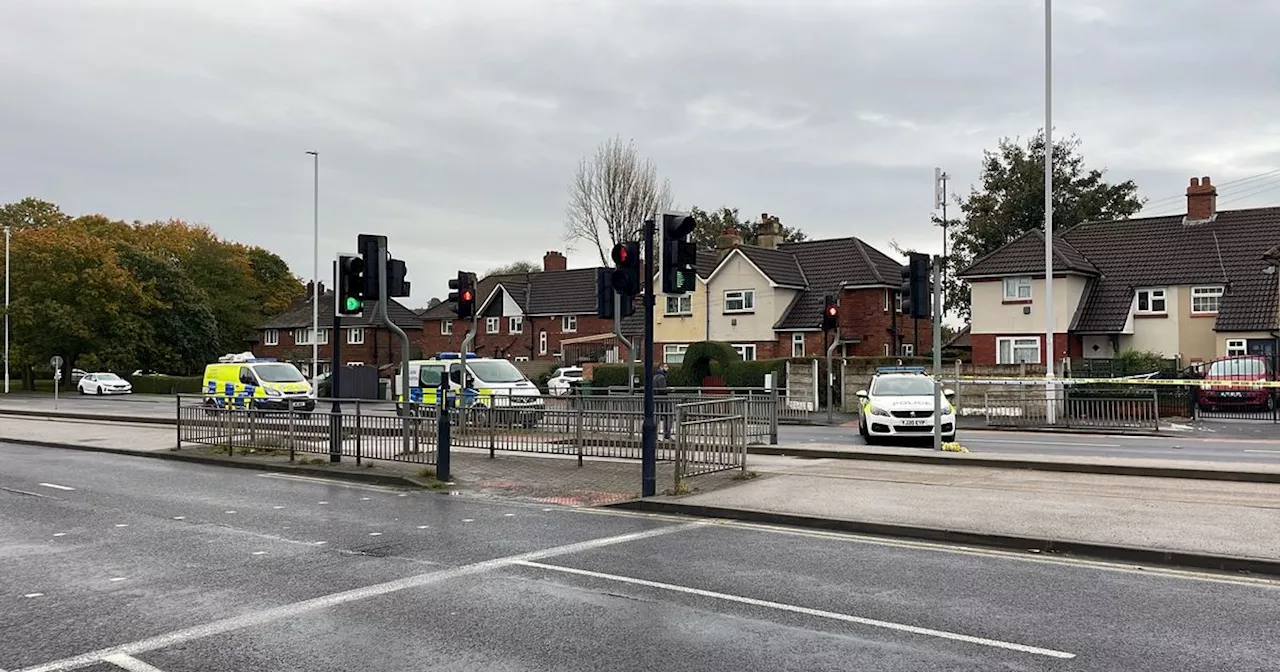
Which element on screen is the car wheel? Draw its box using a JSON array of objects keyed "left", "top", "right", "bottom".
[
  {"left": 943, "top": 434, "right": 957, "bottom": 443},
  {"left": 96, "top": 386, "right": 103, "bottom": 396}
]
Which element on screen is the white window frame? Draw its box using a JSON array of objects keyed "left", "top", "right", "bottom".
[
  {"left": 562, "top": 315, "right": 577, "bottom": 333},
  {"left": 1003, "top": 276, "right": 1033, "bottom": 301},
  {"left": 538, "top": 330, "right": 548, "bottom": 355},
  {"left": 791, "top": 333, "right": 805, "bottom": 357},
  {"left": 347, "top": 361, "right": 364, "bottom": 367},
  {"left": 263, "top": 329, "right": 279, "bottom": 346},
  {"left": 732, "top": 343, "right": 757, "bottom": 361},
  {"left": 663, "top": 344, "right": 688, "bottom": 364},
  {"left": 664, "top": 295, "right": 693, "bottom": 316},
  {"left": 486, "top": 317, "right": 500, "bottom": 334},
  {"left": 293, "top": 328, "right": 312, "bottom": 345},
  {"left": 723, "top": 289, "right": 755, "bottom": 313},
  {"left": 514, "top": 356, "right": 529, "bottom": 363},
  {"left": 996, "top": 336, "right": 1041, "bottom": 364},
  {"left": 901, "top": 343, "right": 914, "bottom": 356},
  {"left": 316, "top": 329, "right": 329, "bottom": 345},
  {"left": 1136, "top": 288, "right": 1167, "bottom": 315},
  {"left": 440, "top": 320, "right": 452, "bottom": 335},
  {"left": 1226, "top": 339, "right": 1247, "bottom": 357},
  {"left": 346, "top": 327, "right": 365, "bottom": 345},
  {"left": 509, "top": 316, "right": 523, "bottom": 334},
  {"left": 883, "top": 343, "right": 891, "bottom": 356},
  {"left": 1191, "top": 285, "right": 1224, "bottom": 315}
]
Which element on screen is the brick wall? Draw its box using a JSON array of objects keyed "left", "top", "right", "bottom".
[
  {"left": 837, "top": 288, "right": 933, "bottom": 356},
  {"left": 420, "top": 313, "right": 617, "bottom": 360},
  {"left": 970, "top": 332, "right": 1080, "bottom": 366},
  {"left": 253, "top": 326, "right": 421, "bottom": 376}
]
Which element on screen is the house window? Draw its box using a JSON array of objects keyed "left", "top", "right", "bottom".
[
  {"left": 1226, "top": 339, "right": 1247, "bottom": 357},
  {"left": 440, "top": 321, "right": 452, "bottom": 335},
  {"left": 1136, "top": 288, "right": 1167, "bottom": 314},
  {"left": 723, "top": 290, "right": 755, "bottom": 313},
  {"left": 562, "top": 316, "right": 577, "bottom": 333},
  {"left": 316, "top": 329, "right": 329, "bottom": 345},
  {"left": 486, "top": 317, "right": 500, "bottom": 334},
  {"left": 665, "top": 295, "right": 693, "bottom": 316},
  {"left": 792, "top": 333, "right": 805, "bottom": 357},
  {"left": 1191, "top": 286, "right": 1224, "bottom": 314},
  {"left": 294, "top": 328, "right": 312, "bottom": 345},
  {"left": 884, "top": 290, "right": 905, "bottom": 313},
  {"left": 509, "top": 316, "right": 523, "bottom": 334},
  {"left": 347, "top": 328, "right": 365, "bottom": 345},
  {"left": 263, "top": 329, "right": 279, "bottom": 346},
  {"left": 347, "top": 361, "right": 364, "bottom": 367},
  {"left": 901, "top": 344, "right": 914, "bottom": 356},
  {"left": 514, "top": 356, "right": 529, "bottom": 363},
  {"left": 538, "top": 330, "right": 548, "bottom": 355},
  {"left": 997, "top": 336, "right": 1041, "bottom": 364},
  {"left": 663, "top": 344, "right": 688, "bottom": 364},
  {"left": 732, "top": 344, "right": 757, "bottom": 361},
  {"left": 883, "top": 343, "right": 891, "bottom": 356},
  {"left": 1003, "top": 277, "right": 1033, "bottom": 301}
]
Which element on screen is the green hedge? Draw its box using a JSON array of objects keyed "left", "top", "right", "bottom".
[{"left": 128, "top": 375, "right": 204, "bottom": 395}]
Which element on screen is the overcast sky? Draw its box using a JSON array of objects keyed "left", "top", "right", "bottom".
[{"left": 2, "top": 0, "right": 1279, "bottom": 307}]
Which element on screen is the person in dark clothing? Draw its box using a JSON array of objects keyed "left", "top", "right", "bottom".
[{"left": 654, "top": 363, "right": 670, "bottom": 439}]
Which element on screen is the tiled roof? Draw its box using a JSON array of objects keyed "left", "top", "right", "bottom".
[
  {"left": 257, "top": 292, "right": 422, "bottom": 331},
  {"left": 943, "top": 324, "right": 971, "bottom": 349},
  {"left": 958, "top": 207, "right": 1280, "bottom": 332},
  {"left": 736, "top": 246, "right": 806, "bottom": 287},
  {"left": 527, "top": 267, "right": 601, "bottom": 315},
  {"left": 773, "top": 237, "right": 904, "bottom": 330},
  {"left": 420, "top": 272, "right": 532, "bottom": 321}
]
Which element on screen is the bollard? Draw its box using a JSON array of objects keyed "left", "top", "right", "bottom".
[{"left": 436, "top": 381, "right": 451, "bottom": 481}]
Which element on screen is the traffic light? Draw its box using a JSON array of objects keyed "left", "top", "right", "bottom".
[
  {"left": 661, "top": 213, "right": 698, "bottom": 294},
  {"left": 596, "top": 268, "right": 615, "bottom": 319},
  {"left": 821, "top": 294, "right": 838, "bottom": 331},
  {"left": 336, "top": 254, "right": 365, "bottom": 316},
  {"left": 610, "top": 241, "right": 641, "bottom": 297},
  {"left": 386, "top": 259, "right": 410, "bottom": 298},
  {"left": 448, "top": 271, "right": 477, "bottom": 319},
  {"left": 903, "top": 252, "right": 930, "bottom": 319},
  {"left": 358, "top": 234, "right": 386, "bottom": 300}
]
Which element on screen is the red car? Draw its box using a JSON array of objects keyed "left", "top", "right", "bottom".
[{"left": 1196, "top": 356, "right": 1275, "bottom": 411}]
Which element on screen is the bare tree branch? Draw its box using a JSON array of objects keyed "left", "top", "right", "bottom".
[{"left": 565, "top": 136, "right": 674, "bottom": 264}]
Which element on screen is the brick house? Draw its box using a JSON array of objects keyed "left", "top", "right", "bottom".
[
  {"left": 651, "top": 215, "right": 930, "bottom": 362},
  {"left": 254, "top": 283, "right": 423, "bottom": 377},
  {"left": 419, "top": 251, "right": 624, "bottom": 361},
  {"left": 957, "top": 176, "right": 1280, "bottom": 367}
]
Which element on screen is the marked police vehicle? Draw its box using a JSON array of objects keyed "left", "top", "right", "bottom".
[
  {"left": 855, "top": 366, "right": 956, "bottom": 444},
  {"left": 395, "top": 353, "right": 544, "bottom": 425},
  {"left": 202, "top": 352, "right": 315, "bottom": 412}
]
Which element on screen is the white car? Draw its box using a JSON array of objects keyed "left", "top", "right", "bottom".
[
  {"left": 78, "top": 372, "right": 133, "bottom": 396},
  {"left": 855, "top": 367, "right": 955, "bottom": 444},
  {"left": 546, "top": 366, "right": 584, "bottom": 395}
]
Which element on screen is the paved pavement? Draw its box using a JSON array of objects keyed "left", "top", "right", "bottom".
[
  {"left": 2, "top": 444, "right": 1279, "bottom": 672},
  {"left": 780, "top": 423, "right": 1280, "bottom": 465}
]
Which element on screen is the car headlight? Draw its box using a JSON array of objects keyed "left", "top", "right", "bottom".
[
  {"left": 265, "top": 388, "right": 283, "bottom": 397},
  {"left": 868, "top": 405, "right": 890, "bottom": 417}
]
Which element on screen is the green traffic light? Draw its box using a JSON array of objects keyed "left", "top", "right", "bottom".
[{"left": 344, "top": 296, "right": 361, "bottom": 312}]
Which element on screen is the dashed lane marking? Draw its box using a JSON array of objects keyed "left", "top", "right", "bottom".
[
  {"left": 517, "top": 560, "right": 1075, "bottom": 659},
  {"left": 102, "top": 654, "right": 166, "bottom": 672},
  {"left": 37, "top": 483, "right": 75, "bottom": 491},
  {"left": 14, "top": 523, "right": 701, "bottom": 672}
]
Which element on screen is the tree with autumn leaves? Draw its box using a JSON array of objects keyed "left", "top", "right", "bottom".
[{"left": 0, "top": 198, "right": 303, "bottom": 388}]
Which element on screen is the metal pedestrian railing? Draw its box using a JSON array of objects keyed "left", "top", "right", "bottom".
[
  {"left": 675, "top": 398, "right": 748, "bottom": 488},
  {"left": 598, "top": 388, "right": 778, "bottom": 443},
  {"left": 984, "top": 386, "right": 1160, "bottom": 432}
]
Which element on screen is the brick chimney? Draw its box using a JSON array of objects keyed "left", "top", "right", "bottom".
[
  {"left": 543, "top": 250, "right": 567, "bottom": 272},
  {"left": 716, "top": 226, "right": 743, "bottom": 262},
  {"left": 1186, "top": 176, "right": 1217, "bottom": 222},
  {"left": 757, "top": 212, "right": 783, "bottom": 249}
]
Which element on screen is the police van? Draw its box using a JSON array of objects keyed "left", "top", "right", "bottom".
[
  {"left": 395, "top": 353, "right": 544, "bottom": 418},
  {"left": 202, "top": 352, "right": 315, "bottom": 412}
]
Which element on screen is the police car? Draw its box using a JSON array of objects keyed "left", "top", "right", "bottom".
[{"left": 855, "top": 366, "right": 955, "bottom": 444}]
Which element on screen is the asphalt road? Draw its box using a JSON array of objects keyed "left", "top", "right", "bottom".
[
  {"left": 779, "top": 423, "right": 1280, "bottom": 464},
  {"left": 2, "top": 443, "right": 1278, "bottom": 671}
]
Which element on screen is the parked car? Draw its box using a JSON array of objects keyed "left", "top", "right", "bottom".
[
  {"left": 1196, "top": 356, "right": 1274, "bottom": 411},
  {"left": 78, "top": 372, "right": 133, "bottom": 396},
  {"left": 70, "top": 368, "right": 88, "bottom": 383},
  {"left": 546, "top": 366, "right": 584, "bottom": 395}
]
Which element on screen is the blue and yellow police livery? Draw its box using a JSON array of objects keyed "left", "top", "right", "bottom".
[{"left": 202, "top": 356, "right": 315, "bottom": 412}]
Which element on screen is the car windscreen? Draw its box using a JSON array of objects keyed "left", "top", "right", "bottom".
[
  {"left": 870, "top": 376, "right": 935, "bottom": 396},
  {"left": 98, "top": 373, "right": 122, "bottom": 381},
  {"left": 253, "top": 363, "right": 306, "bottom": 383},
  {"left": 418, "top": 365, "right": 444, "bottom": 387},
  {"left": 1207, "top": 358, "right": 1267, "bottom": 378},
  {"left": 562, "top": 369, "right": 583, "bottom": 379},
  {"left": 468, "top": 360, "right": 527, "bottom": 384}
]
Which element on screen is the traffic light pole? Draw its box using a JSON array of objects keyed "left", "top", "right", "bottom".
[
  {"left": 641, "top": 218, "right": 657, "bottom": 497},
  {"left": 826, "top": 327, "right": 839, "bottom": 425},
  {"left": 932, "top": 256, "right": 944, "bottom": 451},
  {"left": 613, "top": 293, "right": 635, "bottom": 391},
  {"left": 377, "top": 238, "right": 412, "bottom": 458},
  {"left": 329, "top": 258, "right": 343, "bottom": 463}
]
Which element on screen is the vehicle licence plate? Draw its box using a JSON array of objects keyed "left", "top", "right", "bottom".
[
  {"left": 899, "top": 419, "right": 929, "bottom": 426},
  {"left": 291, "top": 401, "right": 307, "bottom": 408}
]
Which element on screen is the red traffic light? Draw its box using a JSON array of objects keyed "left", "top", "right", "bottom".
[
  {"left": 611, "top": 242, "right": 628, "bottom": 265},
  {"left": 826, "top": 306, "right": 837, "bottom": 316},
  {"left": 462, "top": 289, "right": 473, "bottom": 301}
]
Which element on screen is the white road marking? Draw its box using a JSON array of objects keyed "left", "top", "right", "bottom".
[
  {"left": 1, "top": 486, "right": 46, "bottom": 497},
  {"left": 24, "top": 593, "right": 44, "bottom": 598},
  {"left": 102, "top": 653, "right": 166, "bottom": 672},
  {"left": 318, "top": 501, "right": 329, "bottom": 505},
  {"left": 416, "top": 525, "right": 429, "bottom": 529},
  {"left": 37, "top": 483, "right": 75, "bottom": 491},
  {"left": 14, "top": 523, "right": 699, "bottom": 672},
  {"left": 360, "top": 497, "right": 371, "bottom": 501},
  {"left": 1243, "top": 449, "right": 1280, "bottom": 454},
  {"left": 252, "top": 551, "right": 266, "bottom": 556},
  {"left": 517, "top": 561, "right": 1075, "bottom": 659},
  {"left": 462, "top": 518, "right": 475, "bottom": 523},
  {"left": 114, "top": 524, "right": 128, "bottom": 528},
  {"left": 256, "top": 473, "right": 395, "bottom": 492},
  {"left": 52, "top": 533, "right": 66, "bottom": 537},
  {"left": 171, "top": 517, "right": 185, "bottom": 521},
  {"left": 108, "top": 578, "right": 127, "bottom": 583},
  {"left": 272, "top": 506, "right": 284, "bottom": 509},
  {"left": 224, "top": 511, "right": 236, "bottom": 514},
  {"left": 368, "top": 532, "right": 382, "bottom": 536},
  {"left": 313, "top": 541, "right": 327, "bottom": 545},
  {"left": 503, "top": 513, "right": 516, "bottom": 517}
]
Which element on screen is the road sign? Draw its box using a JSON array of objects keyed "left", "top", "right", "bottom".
[{"left": 50, "top": 356, "right": 63, "bottom": 369}]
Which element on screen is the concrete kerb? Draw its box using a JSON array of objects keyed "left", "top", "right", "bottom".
[
  {"left": 0, "top": 437, "right": 434, "bottom": 489},
  {"left": 609, "top": 500, "right": 1280, "bottom": 578},
  {"left": 747, "top": 445, "right": 1280, "bottom": 484},
  {"left": 0, "top": 408, "right": 176, "bottom": 425}
]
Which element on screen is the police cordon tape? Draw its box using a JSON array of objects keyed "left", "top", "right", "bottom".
[{"left": 944, "top": 376, "right": 1280, "bottom": 389}]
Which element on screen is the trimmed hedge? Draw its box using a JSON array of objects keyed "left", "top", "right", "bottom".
[{"left": 128, "top": 375, "right": 203, "bottom": 395}]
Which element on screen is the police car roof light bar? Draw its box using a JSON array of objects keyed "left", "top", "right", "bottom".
[
  {"left": 876, "top": 366, "right": 927, "bottom": 374},
  {"left": 436, "top": 352, "right": 479, "bottom": 359}
]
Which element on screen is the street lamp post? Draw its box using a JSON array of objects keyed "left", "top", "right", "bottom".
[
  {"left": 4, "top": 224, "right": 9, "bottom": 394},
  {"left": 306, "top": 151, "right": 319, "bottom": 388},
  {"left": 1044, "top": 0, "right": 1057, "bottom": 419}
]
